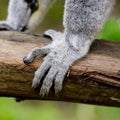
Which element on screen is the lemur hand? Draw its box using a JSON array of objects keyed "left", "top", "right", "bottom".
[{"left": 23, "top": 29, "right": 80, "bottom": 96}]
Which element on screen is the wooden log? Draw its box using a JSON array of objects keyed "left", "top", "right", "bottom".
[{"left": 0, "top": 31, "right": 120, "bottom": 107}]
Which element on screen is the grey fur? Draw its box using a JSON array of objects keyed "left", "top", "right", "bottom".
[
  {"left": 1, "top": 0, "right": 120, "bottom": 96},
  {"left": 0, "top": 0, "right": 32, "bottom": 31}
]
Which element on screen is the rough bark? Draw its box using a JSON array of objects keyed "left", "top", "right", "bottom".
[{"left": 0, "top": 31, "right": 120, "bottom": 107}]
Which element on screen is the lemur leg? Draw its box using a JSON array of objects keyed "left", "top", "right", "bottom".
[
  {"left": 24, "top": 0, "right": 115, "bottom": 96},
  {"left": 0, "top": 0, "right": 32, "bottom": 31}
]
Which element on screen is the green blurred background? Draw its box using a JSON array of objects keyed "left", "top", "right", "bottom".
[{"left": 0, "top": 0, "right": 120, "bottom": 120}]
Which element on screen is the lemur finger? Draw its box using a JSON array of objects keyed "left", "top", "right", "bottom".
[
  {"left": 23, "top": 47, "right": 51, "bottom": 64},
  {"left": 32, "top": 60, "right": 51, "bottom": 89},
  {"left": 40, "top": 65, "right": 58, "bottom": 96},
  {"left": 44, "top": 29, "right": 63, "bottom": 41},
  {"left": 23, "top": 47, "right": 40, "bottom": 64},
  {"left": 54, "top": 66, "right": 68, "bottom": 94}
]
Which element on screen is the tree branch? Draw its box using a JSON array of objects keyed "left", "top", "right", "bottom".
[{"left": 0, "top": 31, "right": 120, "bottom": 107}]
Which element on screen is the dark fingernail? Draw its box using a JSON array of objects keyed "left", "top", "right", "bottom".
[{"left": 23, "top": 56, "right": 31, "bottom": 64}]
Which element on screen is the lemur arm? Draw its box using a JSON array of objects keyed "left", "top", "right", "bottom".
[{"left": 24, "top": 0, "right": 116, "bottom": 96}]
